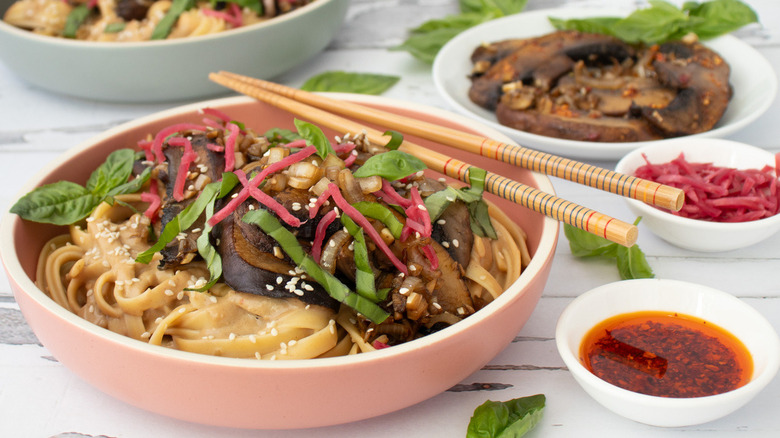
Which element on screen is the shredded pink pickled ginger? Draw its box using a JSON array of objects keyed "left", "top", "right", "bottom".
[{"left": 635, "top": 152, "right": 780, "bottom": 222}]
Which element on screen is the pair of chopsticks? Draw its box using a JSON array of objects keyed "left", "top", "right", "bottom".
[{"left": 209, "top": 71, "right": 684, "bottom": 247}]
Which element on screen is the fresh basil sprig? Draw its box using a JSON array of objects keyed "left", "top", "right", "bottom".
[
  {"left": 383, "top": 130, "right": 404, "bottom": 151},
  {"left": 466, "top": 394, "right": 545, "bottom": 438},
  {"left": 294, "top": 119, "right": 335, "bottom": 159},
  {"left": 11, "top": 149, "right": 150, "bottom": 226},
  {"left": 392, "top": 0, "right": 528, "bottom": 63},
  {"left": 564, "top": 217, "right": 654, "bottom": 280},
  {"left": 549, "top": 0, "right": 758, "bottom": 44},
  {"left": 151, "top": 0, "right": 196, "bottom": 40},
  {"left": 301, "top": 72, "right": 400, "bottom": 95},
  {"left": 424, "top": 167, "right": 497, "bottom": 239}
]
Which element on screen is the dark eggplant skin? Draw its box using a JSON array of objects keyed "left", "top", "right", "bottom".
[
  {"left": 156, "top": 134, "right": 226, "bottom": 270},
  {"left": 218, "top": 211, "right": 340, "bottom": 310}
]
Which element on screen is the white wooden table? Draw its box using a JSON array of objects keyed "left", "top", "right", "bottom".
[{"left": 1, "top": 1, "right": 779, "bottom": 436}]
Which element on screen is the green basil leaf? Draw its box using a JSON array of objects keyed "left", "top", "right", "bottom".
[
  {"left": 548, "top": 16, "right": 621, "bottom": 36},
  {"left": 391, "top": 15, "right": 486, "bottom": 64},
  {"left": 106, "top": 166, "right": 152, "bottom": 199},
  {"left": 563, "top": 223, "right": 618, "bottom": 258},
  {"left": 466, "top": 394, "right": 545, "bottom": 438},
  {"left": 189, "top": 198, "right": 221, "bottom": 291},
  {"left": 468, "top": 198, "right": 497, "bottom": 239},
  {"left": 87, "top": 149, "right": 136, "bottom": 196},
  {"left": 63, "top": 4, "right": 91, "bottom": 38},
  {"left": 616, "top": 243, "right": 655, "bottom": 280},
  {"left": 611, "top": 0, "right": 692, "bottom": 44},
  {"left": 549, "top": 0, "right": 757, "bottom": 43},
  {"left": 301, "top": 72, "right": 400, "bottom": 95},
  {"left": 352, "top": 150, "right": 426, "bottom": 181},
  {"left": 683, "top": 0, "right": 758, "bottom": 39},
  {"left": 104, "top": 22, "right": 126, "bottom": 33},
  {"left": 383, "top": 130, "right": 403, "bottom": 151},
  {"left": 294, "top": 119, "right": 336, "bottom": 159},
  {"left": 10, "top": 181, "right": 101, "bottom": 226},
  {"left": 264, "top": 128, "right": 303, "bottom": 146},
  {"left": 151, "top": 0, "right": 195, "bottom": 40},
  {"left": 459, "top": 0, "right": 528, "bottom": 15}
]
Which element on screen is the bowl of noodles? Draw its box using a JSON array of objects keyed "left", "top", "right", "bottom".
[
  {"left": 0, "top": 0, "right": 347, "bottom": 102},
  {"left": 0, "top": 94, "right": 558, "bottom": 429}
]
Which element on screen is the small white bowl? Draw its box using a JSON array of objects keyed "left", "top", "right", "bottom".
[
  {"left": 615, "top": 138, "right": 780, "bottom": 252},
  {"left": 556, "top": 278, "right": 780, "bottom": 427}
]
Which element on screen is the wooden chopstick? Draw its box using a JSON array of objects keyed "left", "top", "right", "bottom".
[
  {"left": 209, "top": 72, "right": 638, "bottom": 247},
  {"left": 216, "top": 70, "right": 684, "bottom": 212}
]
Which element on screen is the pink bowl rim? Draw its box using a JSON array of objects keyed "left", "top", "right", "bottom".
[{"left": 0, "top": 93, "right": 559, "bottom": 370}]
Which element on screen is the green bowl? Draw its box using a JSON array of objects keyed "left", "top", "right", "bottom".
[{"left": 0, "top": 0, "right": 348, "bottom": 102}]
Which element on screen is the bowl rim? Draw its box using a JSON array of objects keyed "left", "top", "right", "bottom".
[
  {"left": 0, "top": 93, "right": 559, "bottom": 370},
  {"left": 0, "top": 0, "right": 336, "bottom": 47},
  {"left": 555, "top": 278, "right": 780, "bottom": 406},
  {"left": 614, "top": 138, "right": 780, "bottom": 230}
]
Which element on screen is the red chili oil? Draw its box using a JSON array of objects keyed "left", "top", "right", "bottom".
[{"left": 580, "top": 311, "right": 753, "bottom": 398}]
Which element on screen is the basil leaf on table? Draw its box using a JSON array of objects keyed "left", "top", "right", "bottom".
[
  {"left": 550, "top": 0, "right": 758, "bottom": 44},
  {"left": 352, "top": 150, "right": 426, "bottom": 181},
  {"left": 392, "top": 0, "right": 528, "bottom": 63},
  {"left": 301, "top": 72, "right": 400, "bottom": 95},
  {"left": 466, "top": 394, "right": 545, "bottom": 438},
  {"left": 564, "top": 217, "right": 654, "bottom": 280},
  {"left": 294, "top": 119, "right": 335, "bottom": 159}
]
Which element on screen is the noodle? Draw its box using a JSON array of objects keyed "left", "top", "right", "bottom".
[{"left": 26, "top": 114, "right": 530, "bottom": 360}]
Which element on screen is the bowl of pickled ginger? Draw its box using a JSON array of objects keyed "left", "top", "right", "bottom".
[{"left": 0, "top": 94, "right": 558, "bottom": 429}]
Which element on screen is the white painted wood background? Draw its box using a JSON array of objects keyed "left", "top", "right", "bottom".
[{"left": 1, "top": 0, "right": 778, "bottom": 436}]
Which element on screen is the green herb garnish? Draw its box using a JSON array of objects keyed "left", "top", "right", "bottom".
[
  {"left": 63, "top": 4, "right": 91, "bottom": 38},
  {"left": 151, "top": 0, "right": 196, "bottom": 40},
  {"left": 564, "top": 217, "right": 654, "bottom": 280},
  {"left": 104, "top": 22, "right": 126, "bottom": 34},
  {"left": 549, "top": 0, "right": 758, "bottom": 44},
  {"left": 242, "top": 209, "right": 390, "bottom": 323},
  {"left": 352, "top": 150, "right": 426, "bottom": 181},
  {"left": 383, "top": 130, "right": 404, "bottom": 151},
  {"left": 135, "top": 172, "right": 239, "bottom": 265},
  {"left": 11, "top": 149, "right": 150, "bottom": 225},
  {"left": 301, "top": 72, "right": 400, "bottom": 95},
  {"left": 392, "top": 0, "right": 528, "bottom": 63},
  {"left": 466, "top": 394, "right": 545, "bottom": 438},
  {"left": 352, "top": 202, "right": 404, "bottom": 239},
  {"left": 424, "top": 167, "right": 497, "bottom": 239},
  {"left": 264, "top": 128, "right": 303, "bottom": 147},
  {"left": 294, "top": 119, "right": 336, "bottom": 159},
  {"left": 340, "top": 215, "right": 388, "bottom": 303}
]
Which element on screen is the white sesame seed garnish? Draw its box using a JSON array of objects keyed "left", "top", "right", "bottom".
[
  {"left": 452, "top": 239, "right": 460, "bottom": 248},
  {"left": 437, "top": 219, "right": 446, "bottom": 225}
]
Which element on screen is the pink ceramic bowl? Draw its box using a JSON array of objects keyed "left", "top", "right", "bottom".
[{"left": 0, "top": 94, "right": 558, "bottom": 429}]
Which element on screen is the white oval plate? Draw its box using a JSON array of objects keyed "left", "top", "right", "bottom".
[{"left": 433, "top": 7, "right": 777, "bottom": 160}]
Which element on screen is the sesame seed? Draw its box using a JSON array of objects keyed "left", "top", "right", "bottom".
[
  {"left": 271, "top": 328, "right": 278, "bottom": 336},
  {"left": 255, "top": 352, "right": 262, "bottom": 360},
  {"left": 177, "top": 291, "right": 185, "bottom": 300},
  {"left": 437, "top": 219, "right": 446, "bottom": 225},
  {"left": 266, "top": 284, "right": 275, "bottom": 291},
  {"left": 452, "top": 239, "right": 460, "bottom": 248},
  {"left": 165, "top": 289, "right": 174, "bottom": 296},
  {"left": 229, "top": 333, "right": 236, "bottom": 340}
]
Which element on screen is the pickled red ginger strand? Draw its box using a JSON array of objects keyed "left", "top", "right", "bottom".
[{"left": 634, "top": 153, "right": 780, "bottom": 222}]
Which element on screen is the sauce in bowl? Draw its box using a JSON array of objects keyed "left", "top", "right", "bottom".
[{"left": 580, "top": 311, "right": 753, "bottom": 398}]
